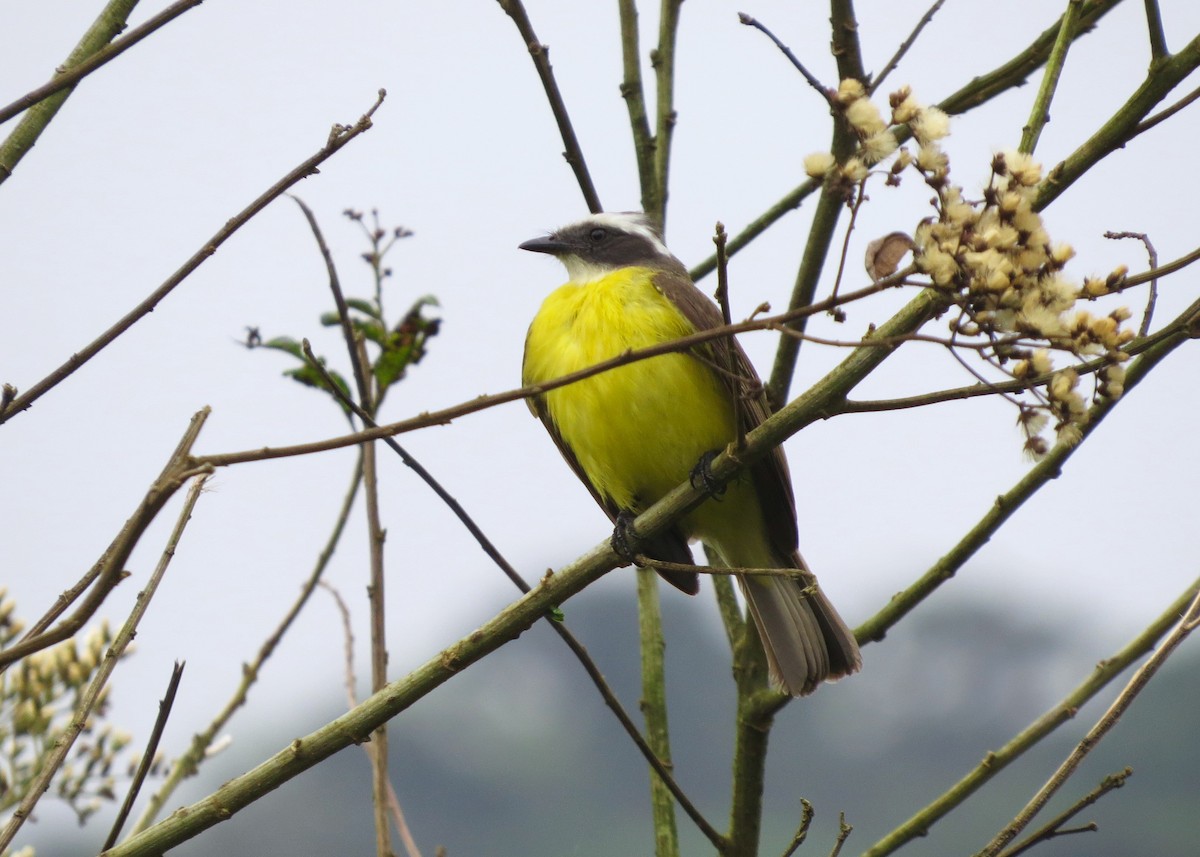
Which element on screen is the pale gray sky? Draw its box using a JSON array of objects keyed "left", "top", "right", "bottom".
[{"left": 2, "top": 0, "right": 1199, "bottom": 848}]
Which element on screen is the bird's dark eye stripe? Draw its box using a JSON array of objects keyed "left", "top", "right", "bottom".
[{"left": 589, "top": 227, "right": 607, "bottom": 242}]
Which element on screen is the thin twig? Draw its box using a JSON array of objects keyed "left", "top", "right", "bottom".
[
  {"left": 0, "top": 410, "right": 211, "bottom": 669},
  {"left": 0, "top": 474, "right": 209, "bottom": 851},
  {"left": 194, "top": 271, "right": 913, "bottom": 470},
  {"left": 826, "top": 813, "right": 853, "bottom": 857},
  {"left": 780, "top": 798, "right": 815, "bottom": 857},
  {"left": 737, "top": 13, "right": 833, "bottom": 104},
  {"left": 997, "top": 768, "right": 1131, "bottom": 857},
  {"left": 290, "top": 196, "right": 372, "bottom": 405},
  {"left": 713, "top": 222, "right": 732, "bottom": 326},
  {"left": 1104, "top": 231, "right": 1158, "bottom": 336},
  {"left": 131, "top": 453, "right": 364, "bottom": 833},
  {"left": 870, "top": 0, "right": 947, "bottom": 94},
  {"left": 496, "top": 0, "right": 602, "bottom": 213},
  {"left": 633, "top": 555, "right": 810, "bottom": 582},
  {"left": 103, "top": 662, "right": 186, "bottom": 851},
  {"left": 1132, "top": 81, "right": 1200, "bottom": 135},
  {"left": 0, "top": 90, "right": 385, "bottom": 425},
  {"left": 976, "top": 589, "right": 1200, "bottom": 857},
  {"left": 322, "top": 583, "right": 424, "bottom": 857},
  {"left": 860, "top": 577, "right": 1200, "bottom": 857},
  {"left": 0, "top": 0, "right": 206, "bottom": 126}
]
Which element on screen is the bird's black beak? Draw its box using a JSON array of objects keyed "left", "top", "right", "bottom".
[{"left": 519, "top": 235, "right": 568, "bottom": 255}]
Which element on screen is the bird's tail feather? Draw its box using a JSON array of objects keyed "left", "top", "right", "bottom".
[{"left": 739, "top": 555, "right": 861, "bottom": 696}]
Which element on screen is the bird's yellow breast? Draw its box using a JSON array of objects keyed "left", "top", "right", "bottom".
[{"left": 523, "top": 266, "right": 738, "bottom": 515}]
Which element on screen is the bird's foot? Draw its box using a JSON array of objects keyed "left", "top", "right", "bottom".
[
  {"left": 610, "top": 511, "right": 641, "bottom": 564},
  {"left": 689, "top": 449, "right": 727, "bottom": 498}
]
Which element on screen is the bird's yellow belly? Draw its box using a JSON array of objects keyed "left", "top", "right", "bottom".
[{"left": 523, "top": 268, "right": 737, "bottom": 515}]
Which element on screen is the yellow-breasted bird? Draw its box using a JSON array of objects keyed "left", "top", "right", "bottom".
[{"left": 520, "top": 212, "right": 861, "bottom": 696}]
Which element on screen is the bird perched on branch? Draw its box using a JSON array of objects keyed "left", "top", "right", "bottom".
[{"left": 520, "top": 212, "right": 861, "bottom": 696}]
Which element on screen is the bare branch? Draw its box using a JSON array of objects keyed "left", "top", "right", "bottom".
[
  {"left": 870, "top": 0, "right": 947, "bottom": 94},
  {"left": 998, "top": 768, "right": 1131, "bottom": 857},
  {"left": 976, "top": 591, "right": 1200, "bottom": 856},
  {"left": 861, "top": 578, "right": 1200, "bottom": 857},
  {"left": 496, "top": 0, "right": 602, "bottom": 213},
  {"left": 0, "top": 474, "right": 209, "bottom": 851},
  {"left": 0, "top": 0, "right": 205, "bottom": 126},
  {"left": 103, "top": 662, "right": 186, "bottom": 851},
  {"left": 0, "top": 91, "right": 385, "bottom": 425}
]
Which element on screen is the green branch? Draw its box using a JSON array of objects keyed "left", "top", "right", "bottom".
[
  {"left": 1037, "top": 30, "right": 1200, "bottom": 210},
  {"left": 1019, "top": 0, "right": 1083, "bottom": 154},
  {"left": 618, "top": 0, "right": 657, "bottom": 215},
  {"left": 637, "top": 569, "right": 681, "bottom": 857},
  {"left": 0, "top": 0, "right": 140, "bottom": 184},
  {"left": 862, "top": 577, "right": 1200, "bottom": 857}
]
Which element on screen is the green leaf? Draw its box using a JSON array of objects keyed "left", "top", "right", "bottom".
[
  {"left": 373, "top": 346, "right": 411, "bottom": 389},
  {"left": 346, "top": 298, "right": 382, "bottom": 319},
  {"left": 283, "top": 365, "right": 354, "bottom": 413},
  {"left": 260, "top": 336, "right": 306, "bottom": 360}
]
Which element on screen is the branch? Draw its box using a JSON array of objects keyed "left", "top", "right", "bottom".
[
  {"left": 869, "top": 0, "right": 947, "bottom": 94},
  {"left": 0, "top": 0, "right": 139, "bottom": 184},
  {"left": 0, "top": 90, "right": 386, "bottom": 425},
  {"left": 1037, "top": 31, "right": 1200, "bottom": 211},
  {"left": 496, "top": 0, "right": 602, "bottom": 213},
  {"left": 131, "top": 452, "right": 364, "bottom": 834},
  {"left": 977, "top": 589, "right": 1200, "bottom": 856},
  {"left": 651, "top": 0, "right": 684, "bottom": 227},
  {"left": 618, "top": 0, "right": 657, "bottom": 215},
  {"left": 0, "top": 473, "right": 209, "bottom": 851},
  {"left": 193, "top": 272, "right": 912, "bottom": 469},
  {"left": 103, "top": 662, "right": 186, "bottom": 850},
  {"left": 0, "top": 409, "right": 211, "bottom": 668},
  {"left": 690, "top": 0, "right": 1125, "bottom": 282},
  {"left": 0, "top": 0, "right": 205, "bottom": 127},
  {"left": 108, "top": 289, "right": 941, "bottom": 857},
  {"left": 854, "top": 294, "right": 1200, "bottom": 645},
  {"left": 861, "top": 577, "right": 1200, "bottom": 857},
  {"left": 997, "top": 768, "right": 1131, "bottom": 857},
  {"left": 1019, "top": 0, "right": 1083, "bottom": 155},
  {"left": 323, "top": 584, "right": 424, "bottom": 857},
  {"left": 637, "top": 570, "right": 680, "bottom": 857},
  {"left": 737, "top": 14, "right": 833, "bottom": 103},
  {"left": 1143, "top": 0, "right": 1168, "bottom": 59}
]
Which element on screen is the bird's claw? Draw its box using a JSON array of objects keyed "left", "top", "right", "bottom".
[
  {"left": 689, "top": 449, "right": 726, "bottom": 498},
  {"left": 611, "top": 511, "right": 641, "bottom": 564}
]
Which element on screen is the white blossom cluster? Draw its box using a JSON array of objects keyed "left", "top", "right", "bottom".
[{"left": 805, "top": 82, "right": 1135, "bottom": 457}]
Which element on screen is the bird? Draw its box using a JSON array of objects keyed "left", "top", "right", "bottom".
[{"left": 519, "top": 212, "right": 861, "bottom": 696}]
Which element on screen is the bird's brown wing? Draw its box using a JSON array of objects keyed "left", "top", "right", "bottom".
[
  {"left": 522, "top": 330, "right": 700, "bottom": 594},
  {"left": 651, "top": 269, "right": 801, "bottom": 559}
]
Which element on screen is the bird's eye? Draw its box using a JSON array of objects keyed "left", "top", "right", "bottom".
[{"left": 589, "top": 227, "right": 607, "bottom": 242}]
